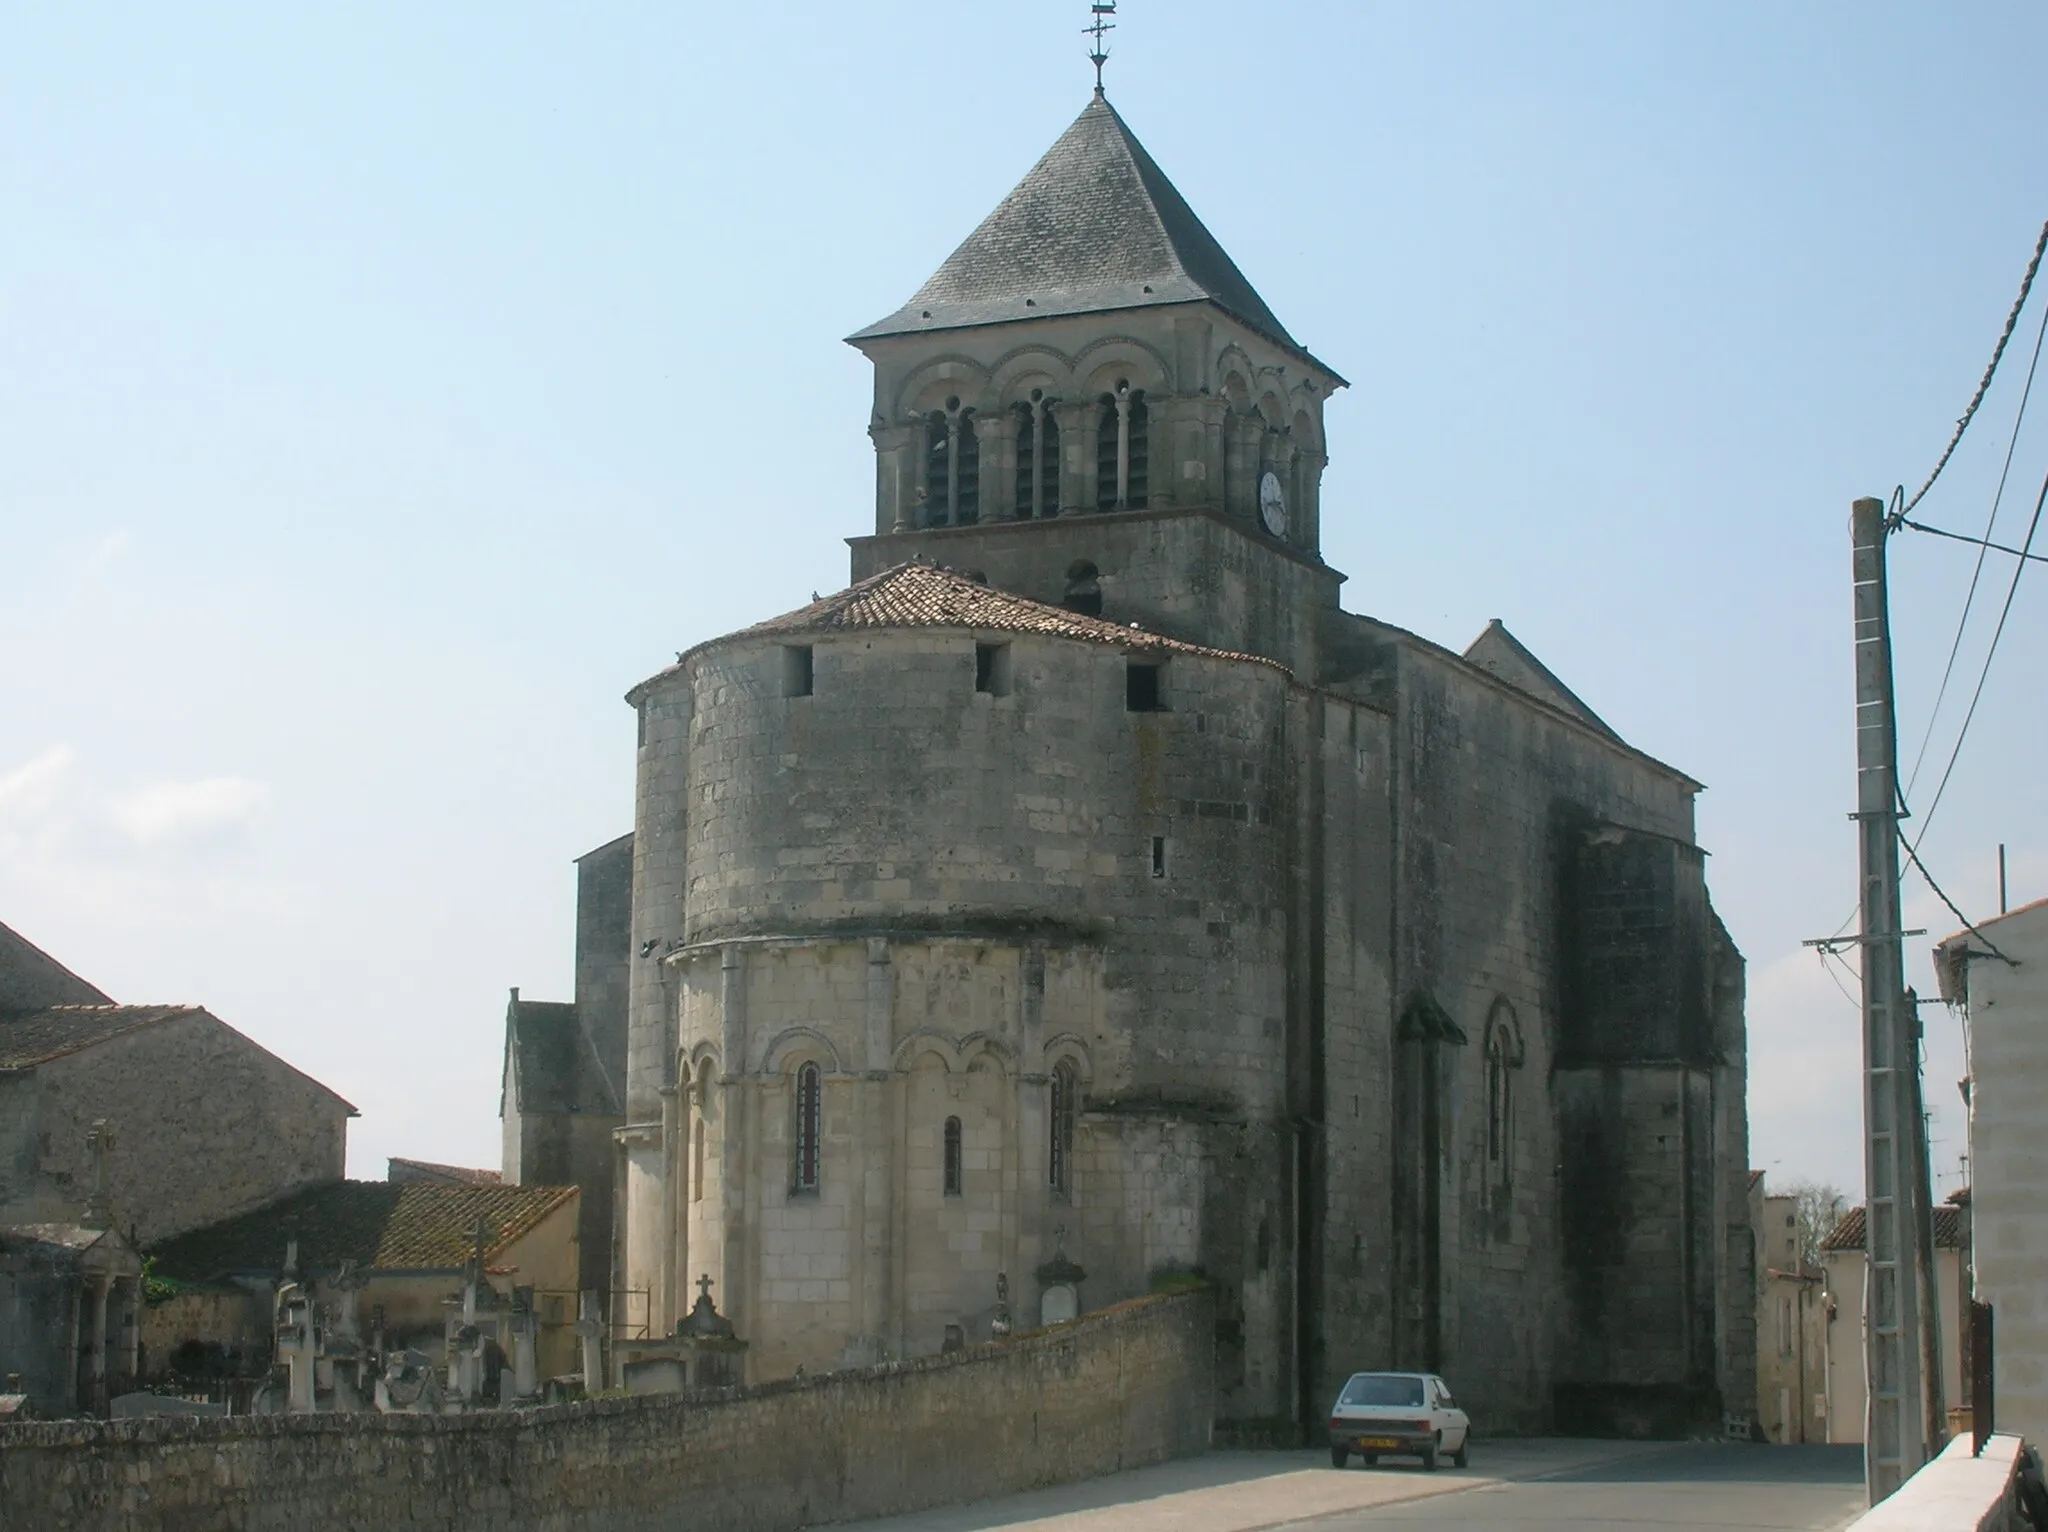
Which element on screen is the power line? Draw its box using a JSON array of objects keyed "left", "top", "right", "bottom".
[
  {"left": 1898, "top": 515, "right": 2048, "bottom": 567},
  {"left": 1897, "top": 825, "right": 2017, "bottom": 968},
  {"left": 1901, "top": 219, "right": 2048, "bottom": 518},
  {"left": 1910, "top": 457, "right": 2048, "bottom": 846},
  {"left": 1902, "top": 286, "right": 2048, "bottom": 798}
]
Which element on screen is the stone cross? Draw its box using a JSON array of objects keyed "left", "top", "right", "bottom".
[
  {"left": 697, "top": 1273, "right": 715, "bottom": 1304},
  {"left": 82, "top": 1119, "right": 114, "bottom": 1228}
]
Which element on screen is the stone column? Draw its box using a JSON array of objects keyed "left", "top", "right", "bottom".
[
  {"left": 658, "top": 1081, "right": 680, "bottom": 1329},
  {"left": 869, "top": 419, "right": 923, "bottom": 534},
  {"left": 858, "top": 940, "right": 895, "bottom": 1357},
  {"left": 614, "top": 1122, "right": 664, "bottom": 1339},
  {"left": 85, "top": 1277, "right": 111, "bottom": 1413},
  {"left": 120, "top": 1278, "right": 140, "bottom": 1393},
  {"left": 1295, "top": 446, "right": 1327, "bottom": 553},
  {"left": 719, "top": 946, "right": 750, "bottom": 1339},
  {"left": 1227, "top": 415, "right": 1264, "bottom": 521},
  {"left": 972, "top": 408, "right": 1019, "bottom": 522},
  {"left": 1052, "top": 400, "right": 1096, "bottom": 516}
]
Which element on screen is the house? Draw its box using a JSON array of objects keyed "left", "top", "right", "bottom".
[
  {"left": 1937, "top": 897, "right": 2048, "bottom": 1445},
  {"left": 1819, "top": 1196, "right": 1970, "bottom": 1444},
  {"left": 387, "top": 1158, "right": 502, "bottom": 1186},
  {"left": 145, "top": 1179, "right": 584, "bottom": 1387},
  {"left": 1751, "top": 1172, "right": 1827, "bottom": 1443},
  {"left": 0, "top": 920, "right": 356, "bottom": 1247}
]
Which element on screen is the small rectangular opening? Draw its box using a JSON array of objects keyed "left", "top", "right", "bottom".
[
  {"left": 1150, "top": 836, "right": 1167, "bottom": 879},
  {"left": 1126, "top": 660, "right": 1163, "bottom": 712},
  {"left": 783, "top": 645, "right": 814, "bottom": 698},
  {"left": 975, "top": 641, "right": 1011, "bottom": 696}
]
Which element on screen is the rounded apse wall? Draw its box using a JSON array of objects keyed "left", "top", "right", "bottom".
[{"left": 672, "top": 629, "right": 1289, "bottom": 944}]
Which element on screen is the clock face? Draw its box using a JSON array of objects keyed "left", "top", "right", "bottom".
[{"left": 1259, "top": 471, "right": 1287, "bottom": 537}]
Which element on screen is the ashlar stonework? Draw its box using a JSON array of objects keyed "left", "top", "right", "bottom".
[{"left": 526, "top": 89, "right": 1755, "bottom": 1436}]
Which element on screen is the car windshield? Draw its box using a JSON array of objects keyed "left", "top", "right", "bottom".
[{"left": 1339, "top": 1374, "right": 1424, "bottom": 1407}]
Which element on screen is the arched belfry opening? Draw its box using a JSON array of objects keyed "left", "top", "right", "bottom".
[
  {"left": 922, "top": 400, "right": 979, "bottom": 526},
  {"left": 1013, "top": 391, "right": 1062, "bottom": 519},
  {"left": 1062, "top": 560, "right": 1102, "bottom": 616},
  {"left": 1094, "top": 383, "right": 1148, "bottom": 512}
]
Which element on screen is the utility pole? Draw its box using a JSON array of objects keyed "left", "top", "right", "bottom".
[{"left": 1850, "top": 495, "right": 1932, "bottom": 1500}]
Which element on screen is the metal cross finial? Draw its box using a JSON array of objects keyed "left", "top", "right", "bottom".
[
  {"left": 697, "top": 1272, "right": 715, "bottom": 1303},
  {"left": 1086, "top": 1, "right": 1117, "bottom": 92}
]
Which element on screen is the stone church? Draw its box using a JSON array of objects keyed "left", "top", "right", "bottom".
[{"left": 516, "top": 89, "right": 1756, "bottom": 1435}]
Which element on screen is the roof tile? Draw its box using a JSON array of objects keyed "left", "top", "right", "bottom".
[
  {"left": 1820, "top": 1204, "right": 1968, "bottom": 1253},
  {"left": 148, "top": 1181, "right": 577, "bottom": 1280},
  {"left": 0, "top": 1005, "right": 195, "bottom": 1069}
]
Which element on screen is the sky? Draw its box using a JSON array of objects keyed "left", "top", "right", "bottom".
[{"left": 3, "top": 3, "right": 2045, "bottom": 1199}]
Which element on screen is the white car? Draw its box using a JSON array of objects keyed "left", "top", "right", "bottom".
[{"left": 1327, "top": 1371, "right": 1471, "bottom": 1470}]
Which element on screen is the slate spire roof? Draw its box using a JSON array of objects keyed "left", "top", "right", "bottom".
[{"left": 851, "top": 93, "right": 1318, "bottom": 368}]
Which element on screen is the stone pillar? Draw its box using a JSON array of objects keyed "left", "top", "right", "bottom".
[
  {"left": 1227, "top": 415, "right": 1263, "bottom": 522},
  {"left": 1111, "top": 387, "right": 1133, "bottom": 509},
  {"left": 869, "top": 419, "right": 922, "bottom": 534},
  {"left": 858, "top": 940, "right": 895, "bottom": 1358},
  {"left": 1052, "top": 400, "right": 1095, "bottom": 516},
  {"left": 86, "top": 1277, "right": 110, "bottom": 1414},
  {"left": 1274, "top": 436, "right": 1299, "bottom": 546},
  {"left": 120, "top": 1278, "right": 140, "bottom": 1390},
  {"left": 575, "top": 1290, "right": 605, "bottom": 1391},
  {"left": 658, "top": 1081, "right": 680, "bottom": 1330},
  {"left": 973, "top": 408, "right": 1020, "bottom": 522},
  {"left": 719, "top": 946, "right": 750, "bottom": 1340},
  {"left": 615, "top": 1122, "right": 664, "bottom": 1339},
  {"left": 1295, "top": 446, "right": 1327, "bottom": 553}
]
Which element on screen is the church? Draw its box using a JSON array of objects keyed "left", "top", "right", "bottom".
[{"left": 505, "top": 88, "right": 1756, "bottom": 1436}]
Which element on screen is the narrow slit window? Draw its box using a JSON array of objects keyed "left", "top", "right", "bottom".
[
  {"left": 692, "top": 1116, "right": 706, "bottom": 1203},
  {"left": 943, "top": 1116, "right": 963, "bottom": 1196},
  {"left": 975, "top": 642, "right": 1011, "bottom": 696},
  {"left": 1150, "top": 836, "right": 1167, "bottom": 878},
  {"left": 792, "top": 1061, "right": 822, "bottom": 1193},
  {"left": 1049, "top": 1061, "right": 1078, "bottom": 1197},
  {"left": 783, "top": 645, "right": 814, "bottom": 698},
  {"left": 1126, "top": 661, "right": 1163, "bottom": 713}
]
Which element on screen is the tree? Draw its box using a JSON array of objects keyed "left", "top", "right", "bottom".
[{"left": 1782, "top": 1180, "right": 1851, "bottom": 1272}]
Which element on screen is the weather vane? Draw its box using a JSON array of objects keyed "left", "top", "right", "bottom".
[{"left": 1086, "top": 1, "right": 1117, "bottom": 92}]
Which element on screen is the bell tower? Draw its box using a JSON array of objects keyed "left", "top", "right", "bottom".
[{"left": 844, "top": 91, "right": 1346, "bottom": 673}]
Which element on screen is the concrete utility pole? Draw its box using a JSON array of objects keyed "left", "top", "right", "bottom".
[{"left": 1849, "top": 495, "right": 1937, "bottom": 1499}]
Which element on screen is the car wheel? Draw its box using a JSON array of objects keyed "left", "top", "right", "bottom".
[
  {"left": 1452, "top": 1433, "right": 1469, "bottom": 1469},
  {"left": 1421, "top": 1433, "right": 1439, "bottom": 1472},
  {"left": 1330, "top": 1446, "right": 1349, "bottom": 1469}
]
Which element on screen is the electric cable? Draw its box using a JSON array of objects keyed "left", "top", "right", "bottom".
[
  {"left": 1903, "top": 286, "right": 2048, "bottom": 798},
  {"left": 1902, "top": 219, "right": 2048, "bottom": 518},
  {"left": 1910, "top": 457, "right": 2048, "bottom": 848}
]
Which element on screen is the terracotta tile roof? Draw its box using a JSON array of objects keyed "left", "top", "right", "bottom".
[
  {"left": 849, "top": 95, "right": 1336, "bottom": 379},
  {"left": 1820, "top": 1204, "right": 1968, "bottom": 1253},
  {"left": 0, "top": 1004, "right": 196, "bottom": 1069},
  {"left": 636, "top": 561, "right": 1285, "bottom": 697},
  {"left": 147, "top": 1181, "right": 577, "bottom": 1281},
  {"left": 386, "top": 1158, "right": 503, "bottom": 1186}
]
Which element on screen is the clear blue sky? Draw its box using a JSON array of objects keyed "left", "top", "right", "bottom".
[{"left": 4, "top": 3, "right": 2044, "bottom": 1198}]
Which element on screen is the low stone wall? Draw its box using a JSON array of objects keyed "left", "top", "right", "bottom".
[
  {"left": 1846, "top": 1433, "right": 2038, "bottom": 1532},
  {"left": 0, "top": 1289, "right": 1214, "bottom": 1532}
]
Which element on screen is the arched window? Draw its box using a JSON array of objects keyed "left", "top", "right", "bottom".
[
  {"left": 792, "top": 1061, "right": 822, "bottom": 1194},
  {"left": 943, "top": 1116, "right": 963, "bottom": 1196},
  {"left": 1013, "top": 393, "right": 1061, "bottom": 519},
  {"left": 692, "top": 1115, "right": 706, "bottom": 1203},
  {"left": 1062, "top": 560, "right": 1101, "bottom": 617},
  {"left": 1484, "top": 1002, "right": 1525, "bottom": 1190},
  {"left": 1095, "top": 384, "right": 1149, "bottom": 512},
  {"left": 921, "top": 400, "right": 979, "bottom": 526},
  {"left": 1049, "top": 1061, "right": 1078, "bottom": 1197}
]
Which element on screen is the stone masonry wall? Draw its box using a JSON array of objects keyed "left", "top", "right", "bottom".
[
  {"left": 1, "top": 1014, "right": 349, "bottom": 1247},
  {"left": 0, "top": 1290, "right": 1215, "bottom": 1532}
]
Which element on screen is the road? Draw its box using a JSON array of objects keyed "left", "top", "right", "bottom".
[{"left": 841, "top": 1439, "right": 1868, "bottom": 1532}]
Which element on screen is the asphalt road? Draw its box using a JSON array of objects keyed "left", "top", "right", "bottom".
[
  {"left": 1297, "top": 1442, "right": 1867, "bottom": 1530},
  {"left": 842, "top": 1440, "right": 1869, "bottom": 1532}
]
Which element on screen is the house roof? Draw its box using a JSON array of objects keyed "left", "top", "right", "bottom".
[
  {"left": 634, "top": 561, "right": 1283, "bottom": 700},
  {"left": 147, "top": 1180, "right": 578, "bottom": 1281},
  {"left": 850, "top": 94, "right": 1335, "bottom": 379},
  {"left": 0, "top": 1004, "right": 198, "bottom": 1069},
  {"left": 0, "top": 921, "right": 114, "bottom": 1012},
  {"left": 0, "top": 1003, "right": 358, "bottom": 1113},
  {"left": 1820, "top": 1204, "right": 1969, "bottom": 1253},
  {"left": 386, "top": 1158, "right": 502, "bottom": 1187}
]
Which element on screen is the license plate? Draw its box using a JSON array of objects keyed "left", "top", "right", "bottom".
[{"left": 1360, "top": 1437, "right": 1399, "bottom": 1449}]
